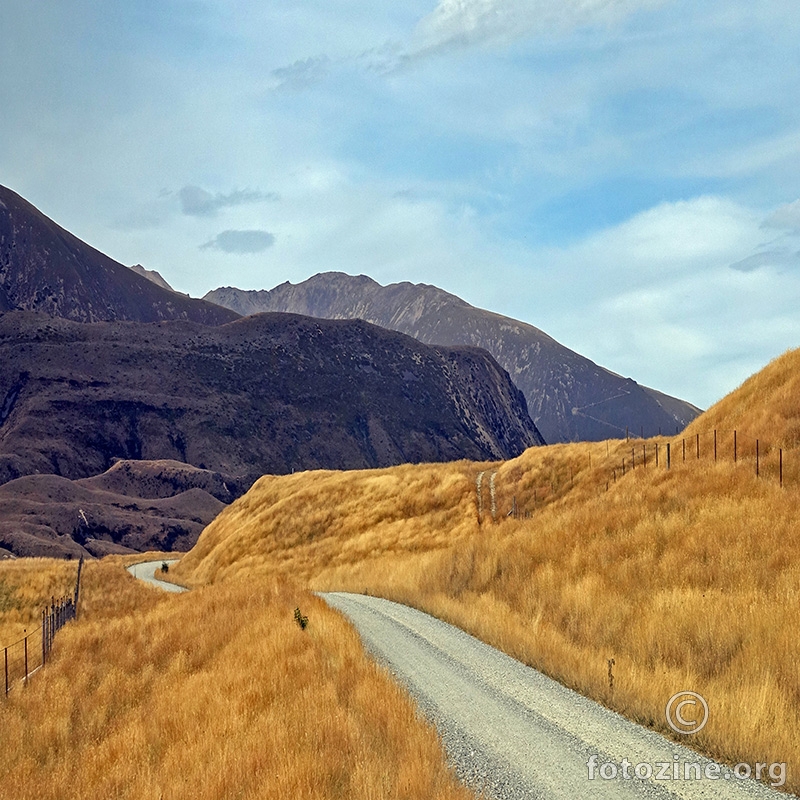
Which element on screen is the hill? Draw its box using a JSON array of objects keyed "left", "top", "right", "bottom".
[
  {"left": 0, "top": 460, "right": 240, "bottom": 558},
  {"left": 205, "top": 272, "right": 702, "bottom": 443},
  {"left": 0, "top": 310, "right": 542, "bottom": 555},
  {"left": 174, "top": 346, "right": 800, "bottom": 793},
  {"left": 0, "top": 185, "right": 237, "bottom": 325}
]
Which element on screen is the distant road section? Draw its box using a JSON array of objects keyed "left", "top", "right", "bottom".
[
  {"left": 322, "top": 592, "right": 793, "bottom": 800},
  {"left": 126, "top": 560, "right": 187, "bottom": 593}
]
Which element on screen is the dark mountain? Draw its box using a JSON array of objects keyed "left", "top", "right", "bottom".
[
  {"left": 0, "top": 185, "right": 237, "bottom": 325},
  {"left": 0, "top": 310, "right": 542, "bottom": 555},
  {"left": 205, "top": 273, "right": 702, "bottom": 443}
]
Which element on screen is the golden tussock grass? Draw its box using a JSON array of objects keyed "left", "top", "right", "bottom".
[
  {"left": 0, "top": 556, "right": 475, "bottom": 800},
  {"left": 173, "top": 348, "right": 800, "bottom": 793},
  {"left": 0, "top": 559, "right": 80, "bottom": 649}
]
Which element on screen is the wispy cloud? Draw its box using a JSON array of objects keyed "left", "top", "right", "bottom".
[
  {"left": 730, "top": 248, "right": 800, "bottom": 273},
  {"left": 410, "top": 0, "right": 669, "bottom": 56},
  {"left": 271, "top": 56, "right": 331, "bottom": 90},
  {"left": 179, "top": 186, "right": 279, "bottom": 217},
  {"left": 761, "top": 199, "right": 800, "bottom": 233},
  {"left": 729, "top": 201, "right": 800, "bottom": 272},
  {"left": 200, "top": 230, "right": 276, "bottom": 254}
]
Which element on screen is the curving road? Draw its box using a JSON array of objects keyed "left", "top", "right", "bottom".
[
  {"left": 126, "top": 559, "right": 188, "bottom": 593},
  {"left": 322, "top": 592, "right": 794, "bottom": 800}
]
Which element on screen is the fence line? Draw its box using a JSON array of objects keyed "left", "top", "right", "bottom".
[
  {"left": 488, "top": 428, "right": 792, "bottom": 520},
  {"left": 2, "top": 556, "right": 83, "bottom": 698},
  {"left": 608, "top": 429, "right": 789, "bottom": 490}
]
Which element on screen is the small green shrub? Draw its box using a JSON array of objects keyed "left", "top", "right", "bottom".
[{"left": 293, "top": 607, "right": 308, "bottom": 630}]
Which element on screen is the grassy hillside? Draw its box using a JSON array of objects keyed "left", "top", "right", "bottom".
[
  {"left": 0, "top": 557, "right": 475, "bottom": 800},
  {"left": 173, "top": 348, "right": 800, "bottom": 793},
  {"left": 684, "top": 347, "right": 800, "bottom": 447},
  {"left": 0, "top": 559, "right": 78, "bottom": 647}
]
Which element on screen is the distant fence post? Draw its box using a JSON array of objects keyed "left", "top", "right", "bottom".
[
  {"left": 714, "top": 430, "right": 717, "bottom": 462},
  {"left": 74, "top": 556, "right": 84, "bottom": 616},
  {"left": 780, "top": 449, "right": 783, "bottom": 488},
  {"left": 756, "top": 440, "right": 760, "bottom": 478},
  {"left": 667, "top": 443, "right": 671, "bottom": 470},
  {"left": 734, "top": 430, "right": 737, "bottom": 463}
]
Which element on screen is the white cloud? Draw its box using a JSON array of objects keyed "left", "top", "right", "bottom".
[
  {"left": 506, "top": 196, "right": 800, "bottom": 408},
  {"left": 411, "top": 0, "right": 668, "bottom": 54}
]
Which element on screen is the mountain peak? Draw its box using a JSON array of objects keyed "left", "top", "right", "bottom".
[{"left": 0, "top": 185, "right": 237, "bottom": 325}]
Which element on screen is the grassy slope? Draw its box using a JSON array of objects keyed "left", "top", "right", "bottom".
[
  {"left": 174, "top": 348, "right": 800, "bottom": 794},
  {"left": 0, "top": 559, "right": 78, "bottom": 647},
  {"left": 0, "top": 557, "right": 475, "bottom": 800}
]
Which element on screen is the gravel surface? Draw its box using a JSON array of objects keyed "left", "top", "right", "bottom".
[
  {"left": 321, "top": 592, "right": 795, "bottom": 800},
  {"left": 126, "top": 559, "right": 187, "bottom": 593}
]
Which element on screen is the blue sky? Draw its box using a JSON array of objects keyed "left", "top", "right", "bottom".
[{"left": 2, "top": 0, "right": 800, "bottom": 409}]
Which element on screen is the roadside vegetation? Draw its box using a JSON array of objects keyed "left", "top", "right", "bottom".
[
  {"left": 0, "top": 558, "right": 78, "bottom": 648},
  {"left": 174, "top": 348, "right": 800, "bottom": 794},
  {"left": 0, "top": 556, "right": 476, "bottom": 800}
]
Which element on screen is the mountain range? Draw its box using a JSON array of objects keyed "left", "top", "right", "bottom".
[
  {"left": 206, "top": 274, "right": 702, "bottom": 443},
  {"left": 0, "top": 182, "right": 701, "bottom": 556}
]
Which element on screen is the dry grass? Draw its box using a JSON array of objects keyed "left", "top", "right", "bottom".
[
  {"left": 685, "top": 348, "right": 800, "bottom": 448},
  {"left": 0, "top": 559, "right": 80, "bottom": 649},
  {"left": 0, "top": 556, "right": 475, "bottom": 800},
  {"left": 173, "top": 348, "right": 800, "bottom": 794}
]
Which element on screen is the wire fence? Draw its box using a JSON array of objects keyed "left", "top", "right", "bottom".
[
  {"left": 2, "top": 557, "right": 83, "bottom": 698},
  {"left": 608, "top": 429, "right": 790, "bottom": 488},
  {"left": 485, "top": 429, "right": 793, "bottom": 521}
]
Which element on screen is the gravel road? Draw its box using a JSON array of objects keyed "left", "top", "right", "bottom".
[
  {"left": 126, "top": 559, "right": 187, "bottom": 593},
  {"left": 321, "top": 592, "right": 794, "bottom": 800}
]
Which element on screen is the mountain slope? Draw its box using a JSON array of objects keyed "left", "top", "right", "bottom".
[
  {"left": 206, "top": 273, "right": 702, "bottom": 443},
  {"left": 0, "top": 185, "right": 237, "bottom": 325},
  {"left": 0, "top": 310, "right": 542, "bottom": 491}
]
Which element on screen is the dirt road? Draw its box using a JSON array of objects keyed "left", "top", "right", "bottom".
[
  {"left": 322, "top": 592, "right": 793, "bottom": 800},
  {"left": 126, "top": 559, "right": 187, "bottom": 593}
]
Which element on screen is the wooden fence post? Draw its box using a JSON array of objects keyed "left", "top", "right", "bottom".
[
  {"left": 667, "top": 443, "right": 671, "bottom": 470},
  {"left": 756, "top": 439, "right": 759, "bottom": 478},
  {"left": 714, "top": 429, "right": 717, "bottom": 462},
  {"left": 734, "top": 431, "right": 737, "bottom": 463},
  {"left": 24, "top": 633, "right": 28, "bottom": 686},
  {"left": 780, "top": 449, "right": 783, "bottom": 488}
]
